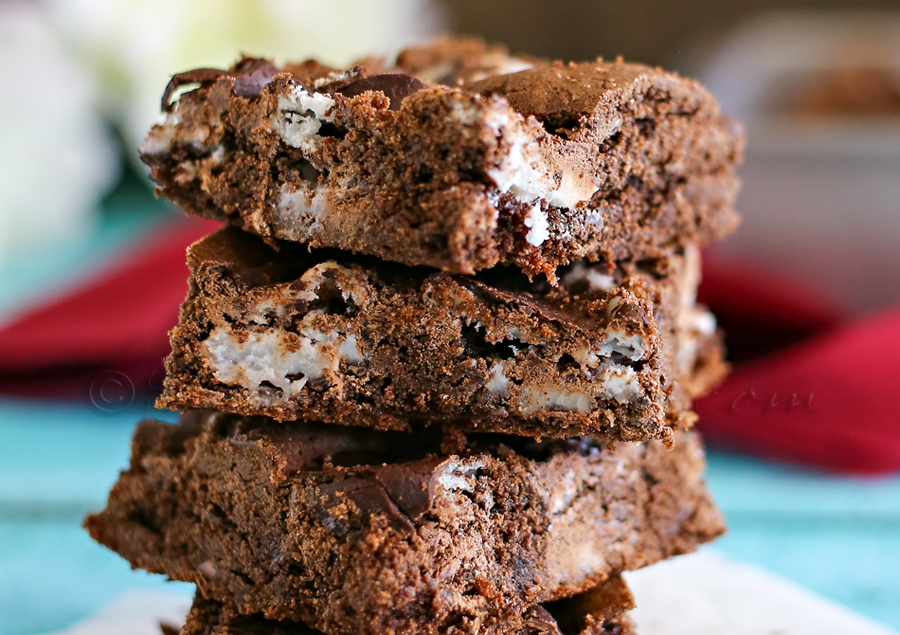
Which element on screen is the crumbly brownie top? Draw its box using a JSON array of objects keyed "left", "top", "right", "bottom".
[
  {"left": 142, "top": 36, "right": 742, "bottom": 281},
  {"left": 395, "top": 35, "right": 539, "bottom": 86}
]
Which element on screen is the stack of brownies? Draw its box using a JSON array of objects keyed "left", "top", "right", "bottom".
[{"left": 86, "top": 37, "right": 743, "bottom": 635}]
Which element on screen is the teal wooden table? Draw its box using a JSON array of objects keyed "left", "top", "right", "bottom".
[{"left": 1, "top": 181, "right": 898, "bottom": 635}]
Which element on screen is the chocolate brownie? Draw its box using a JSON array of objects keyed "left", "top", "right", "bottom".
[
  {"left": 141, "top": 36, "right": 743, "bottom": 281},
  {"left": 156, "top": 228, "right": 726, "bottom": 443},
  {"left": 177, "top": 574, "right": 635, "bottom": 635},
  {"left": 85, "top": 412, "right": 723, "bottom": 635}
]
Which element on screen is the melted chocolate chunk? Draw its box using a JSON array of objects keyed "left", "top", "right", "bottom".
[
  {"left": 314, "top": 475, "right": 415, "bottom": 534},
  {"left": 311, "top": 458, "right": 444, "bottom": 535},
  {"left": 313, "top": 65, "right": 368, "bottom": 93},
  {"left": 337, "top": 73, "right": 427, "bottom": 111},
  {"left": 609, "top": 301, "right": 650, "bottom": 328},
  {"left": 463, "top": 278, "right": 597, "bottom": 331},
  {"left": 523, "top": 605, "right": 563, "bottom": 635},
  {"left": 161, "top": 58, "right": 280, "bottom": 111},
  {"left": 162, "top": 69, "right": 229, "bottom": 112},
  {"left": 232, "top": 57, "right": 280, "bottom": 98},
  {"left": 373, "top": 458, "right": 443, "bottom": 520}
]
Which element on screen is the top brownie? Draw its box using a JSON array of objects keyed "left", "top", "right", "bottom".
[{"left": 142, "top": 36, "right": 743, "bottom": 281}]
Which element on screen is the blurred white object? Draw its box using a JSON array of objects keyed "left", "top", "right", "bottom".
[
  {"left": 41, "top": 0, "right": 443, "bottom": 162},
  {"left": 625, "top": 551, "right": 898, "bottom": 635},
  {"left": 0, "top": 2, "right": 119, "bottom": 264},
  {"left": 48, "top": 589, "right": 192, "bottom": 635},
  {"left": 42, "top": 551, "right": 898, "bottom": 635},
  {"left": 702, "top": 13, "right": 900, "bottom": 311}
]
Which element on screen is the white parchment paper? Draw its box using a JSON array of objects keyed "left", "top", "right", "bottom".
[{"left": 46, "top": 552, "right": 897, "bottom": 635}]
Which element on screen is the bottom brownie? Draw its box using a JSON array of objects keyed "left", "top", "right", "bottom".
[
  {"left": 177, "top": 575, "right": 636, "bottom": 635},
  {"left": 86, "top": 411, "right": 722, "bottom": 635}
]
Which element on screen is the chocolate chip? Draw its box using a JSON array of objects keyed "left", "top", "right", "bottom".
[
  {"left": 315, "top": 476, "right": 416, "bottom": 534},
  {"left": 161, "top": 58, "right": 280, "bottom": 111},
  {"left": 313, "top": 65, "right": 367, "bottom": 93},
  {"left": 162, "top": 68, "right": 229, "bottom": 112},
  {"left": 311, "top": 458, "right": 443, "bottom": 535},
  {"left": 232, "top": 57, "right": 280, "bottom": 98},
  {"left": 522, "top": 605, "right": 563, "bottom": 635},
  {"left": 373, "top": 458, "right": 442, "bottom": 521},
  {"left": 463, "top": 278, "right": 594, "bottom": 331},
  {"left": 337, "top": 73, "right": 427, "bottom": 111},
  {"left": 610, "top": 302, "right": 648, "bottom": 327},
  {"left": 306, "top": 376, "right": 330, "bottom": 393}
]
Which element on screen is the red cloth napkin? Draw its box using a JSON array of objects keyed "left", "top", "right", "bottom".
[
  {"left": 0, "top": 217, "right": 219, "bottom": 406},
  {"left": 0, "top": 220, "right": 897, "bottom": 474},
  {"left": 697, "top": 256, "right": 900, "bottom": 474}
]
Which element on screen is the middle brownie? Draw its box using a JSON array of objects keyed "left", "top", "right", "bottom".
[{"left": 158, "top": 227, "right": 724, "bottom": 442}]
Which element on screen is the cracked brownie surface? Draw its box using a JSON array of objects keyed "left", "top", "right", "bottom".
[
  {"left": 156, "top": 228, "right": 726, "bottom": 443},
  {"left": 176, "top": 574, "right": 636, "bottom": 635},
  {"left": 141, "top": 36, "right": 742, "bottom": 281},
  {"left": 85, "top": 411, "right": 723, "bottom": 635}
]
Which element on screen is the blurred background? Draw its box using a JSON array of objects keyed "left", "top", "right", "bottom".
[
  {"left": 1, "top": 0, "right": 899, "bottom": 634},
  {"left": 3, "top": 0, "right": 899, "bottom": 311}
]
